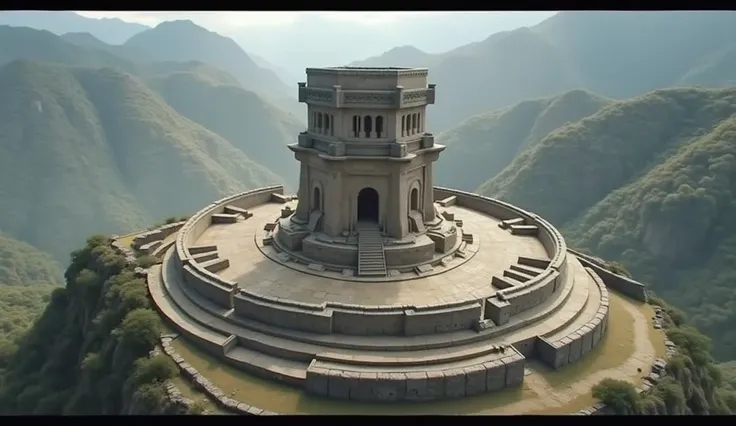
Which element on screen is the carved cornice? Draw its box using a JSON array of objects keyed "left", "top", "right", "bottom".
[
  {"left": 402, "top": 89, "right": 428, "bottom": 103},
  {"left": 343, "top": 92, "right": 395, "bottom": 105},
  {"left": 305, "top": 88, "right": 334, "bottom": 103}
]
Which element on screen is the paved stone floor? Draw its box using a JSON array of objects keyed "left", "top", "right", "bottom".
[{"left": 194, "top": 202, "right": 549, "bottom": 307}]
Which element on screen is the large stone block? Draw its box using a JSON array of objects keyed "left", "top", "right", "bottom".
[
  {"left": 305, "top": 367, "right": 329, "bottom": 395},
  {"left": 554, "top": 339, "right": 571, "bottom": 369},
  {"left": 374, "top": 372, "right": 405, "bottom": 401},
  {"left": 591, "top": 318, "right": 602, "bottom": 346},
  {"left": 504, "top": 355, "right": 525, "bottom": 387},
  {"left": 425, "top": 371, "right": 446, "bottom": 399},
  {"left": 464, "top": 365, "right": 487, "bottom": 396},
  {"left": 444, "top": 369, "right": 466, "bottom": 398},
  {"left": 350, "top": 372, "right": 378, "bottom": 401},
  {"left": 567, "top": 331, "right": 584, "bottom": 363},
  {"left": 581, "top": 325, "right": 594, "bottom": 355},
  {"left": 405, "top": 372, "right": 429, "bottom": 401},
  {"left": 328, "top": 370, "right": 351, "bottom": 400},
  {"left": 484, "top": 360, "right": 507, "bottom": 391}
]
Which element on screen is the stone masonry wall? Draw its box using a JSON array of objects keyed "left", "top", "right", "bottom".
[{"left": 568, "top": 249, "right": 648, "bottom": 303}]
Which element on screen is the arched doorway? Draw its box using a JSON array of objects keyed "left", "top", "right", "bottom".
[
  {"left": 313, "top": 187, "right": 321, "bottom": 211},
  {"left": 357, "top": 187, "right": 379, "bottom": 223},
  {"left": 410, "top": 188, "right": 419, "bottom": 211}
]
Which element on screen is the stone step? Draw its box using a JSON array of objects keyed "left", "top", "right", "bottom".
[
  {"left": 503, "top": 268, "right": 535, "bottom": 283},
  {"left": 509, "top": 224, "right": 539, "bottom": 236},
  {"left": 192, "top": 251, "right": 219, "bottom": 263},
  {"left": 509, "top": 264, "right": 545, "bottom": 276},
  {"left": 491, "top": 275, "right": 522, "bottom": 290},
  {"left": 223, "top": 205, "right": 253, "bottom": 219},
  {"left": 211, "top": 213, "right": 240, "bottom": 224},
  {"left": 199, "top": 257, "right": 230, "bottom": 273},
  {"left": 225, "top": 346, "right": 307, "bottom": 385},
  {"left": 517, "top": 256, "right": 551, "bottom": 269},
  {"left": 189, "top": 244, "right": 218, "bottom": 255},
  {"left": 499, "top": 217, "right": 525, "bottom": 230}
]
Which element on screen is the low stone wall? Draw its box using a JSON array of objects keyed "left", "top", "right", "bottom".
[
  {"left": 568, "top": 249, "right": 648, "bottom": 303},
  {"left": 305, "top": 347, "right": 526, "bottom": 402},
  {"left": 159, "top": 335, "right": 279, "bottom": 415},
  {"left": 174, "top": 186, "right": 285, "bottom": 306},
  {"left": 432, "top": 188, "right": 568, "bottom": 324},
  {"left": 536, "top": 267, "right": 609, "bottom": 369}
]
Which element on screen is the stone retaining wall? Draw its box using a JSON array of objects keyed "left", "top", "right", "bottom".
[
  {"left": 305, "top": 347, "right": 526, "bottom": 402},
  {"left": 568, "top": 248, "right": 648, "bottom": 303},
  {"left": 433, "top": 187, "right": 568, "bottom": 324},
  {"left": 536, "top": 267, "right": 610, "bottom": 369},
  {"left": 159, "top": 335, "right": 278, "bottom": 415},
  {"left": 170, "top": 185, "right": 570, "bottom": 337}
]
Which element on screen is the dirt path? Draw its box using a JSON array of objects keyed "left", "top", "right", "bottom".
[{"left": 477, "top": 298, "right": 656, "bottom": 414}]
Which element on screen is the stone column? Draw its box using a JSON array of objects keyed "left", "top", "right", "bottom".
[
  {"left": 387, "top": 170, "right": 407, "bottom": 239},
  {"left": 423, "top": 163, "right": 435, "bottom": 222},
  {"left": 293, "top": 163, "right": 310, "bottom": 224},
  {"left": 323, "top": 171, "right": 343, "bottom": 236}
]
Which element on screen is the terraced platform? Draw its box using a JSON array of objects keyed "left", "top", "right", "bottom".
[{"left": 146, "top": 186, "right": 610, "bottom": 402}]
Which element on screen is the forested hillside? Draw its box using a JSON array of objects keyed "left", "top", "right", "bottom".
[
  {"left": 0, "top": 236, "right": 186, "bottom": 414},
  {"left": 436, "top": 89, "right": 611, "bottom": 191},
  {"left": 356, "top": 11, "right": 736, "bottom": 131},
  {"left": 0, "top": 60, "right": 280, "bottom": 262},
  {"left": 479, "top": 87, "right": 736, "bottom": 360}
]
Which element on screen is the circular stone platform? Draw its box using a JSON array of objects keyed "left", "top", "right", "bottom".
[{"left": 147, "top": 186, "right": 610, "bottom": 403}]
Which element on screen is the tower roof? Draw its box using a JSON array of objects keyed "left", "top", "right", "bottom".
[{"left": 305, "top": 66, "right": 429, "bottom": 76}]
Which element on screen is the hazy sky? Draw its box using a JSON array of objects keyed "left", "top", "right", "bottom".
[{"left": 74, "top": 11, "right": 557, "bottom": 82}]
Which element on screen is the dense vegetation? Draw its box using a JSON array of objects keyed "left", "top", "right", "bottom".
[
  {"left": 0, "top": 233, "right": 62, "bottom": 286},
  {"left": 436, "top": 89, "right": 610, "bottom": 191},
  {"left": 480, "top": 87, "right": 736, "bottom": 360},
  {"left": 592, "top": 296, "right": 736, "bottom": 414},
  {"left": 0, "top": 235, "right": 186, "bottom": 414},
  {"left": 355, "top": 12, "right": 736, "bottom": 131}
]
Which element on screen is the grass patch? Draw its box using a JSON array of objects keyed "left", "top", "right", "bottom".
[
  {"left": 118, "top": 231, "right": 142, "bottom": 250},
  {"left": 539, "top": 292, "right": 638, "bottom": 388}
]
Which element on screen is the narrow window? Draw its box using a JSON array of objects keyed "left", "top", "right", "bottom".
[
  {"left": 312, "top": 112, "right": 317, "bottom": 131},
  {"left": 418, "top": 112, "right": 422, "bottom": 133},
  {"left": 331, "top": 114, "right": 335, "bottom": 136},
  {"left": 411, "top": 113, "right": 417, "bottom": 134},
  {"left": 324, "top": 114, "right": 330, "bottom": 135},
  {"left": 317, "top": 113, "right": 323, "bottom": 132},
  {"left": 404, "top": 114, "right": 411, "bottom": 135},
  {"left": 375, "top": 116, "right": 384, "bottom": 138},
  {"left": 364, "top": 115, "right": 373, "bottom": 138},
  {"left": 313, "top": 187, "right": 321, "bottom": 211},
  {"left": 352, "top": 115, "right": 359, "bottom": 137}
]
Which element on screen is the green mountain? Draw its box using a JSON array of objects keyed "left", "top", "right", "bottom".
[
  {"left": 0, "top": 11, "right": 148, "bottom": 45},
  {"left": 0, "top": 60, "right": 281, "bottom": 262},
  {"left": 478, "top": 86, "right": 736, "bottom": 360},
  {"left": 0, "top": 233, "right": 62, "bottom": 287},
  {"left": 0, "top": 25, "right": 137, "bottom": 73},
  {"left": 357, "top": 11, "right": 736, "bottom": 131},
  {"left": 146, "top": 66, "right": 303, "bottom": 186},
  {"left": 436, "top": 89, "right": 611, "bottom": 191},
  {"left": 124, "top": 21, "right": 293, "bottom": 103}
]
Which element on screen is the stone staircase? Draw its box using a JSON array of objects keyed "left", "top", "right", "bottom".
[{"left": 356, "top": 222, "right": 387, "bottom": 277}]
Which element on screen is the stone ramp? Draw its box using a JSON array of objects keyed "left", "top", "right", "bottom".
[
  {"left": 307, "top": 210, "right": 323, "bottom": 232},
  {"left": 407, "top": 210, "right": 426, "bottom": 233},
  {"left": 356, "top": 222, "right": 386, "bottom": 277}
]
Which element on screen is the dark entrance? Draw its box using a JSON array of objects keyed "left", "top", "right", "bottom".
[{"left": 357, "top": 187, "right": 379, "bottom": 222}]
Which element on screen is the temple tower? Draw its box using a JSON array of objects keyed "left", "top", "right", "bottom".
[
  {"left": 278, "top": 67, "right": 456, "bottom": 276},
  {"left": 290, "top": 67, "right": 442, "bottom": 238}
]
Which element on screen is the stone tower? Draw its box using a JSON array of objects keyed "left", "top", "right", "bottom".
[
  {"left": 278, "top": 66, "right": 457, "bottom": 276},
  {"left": 290, "top": 67, "right": 442, "bottom": 238}
]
